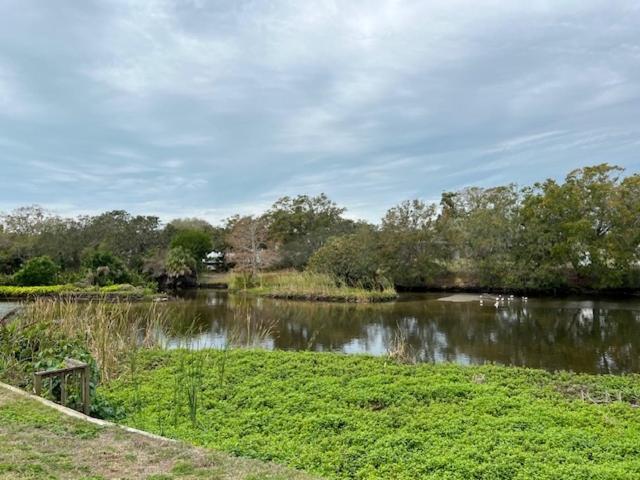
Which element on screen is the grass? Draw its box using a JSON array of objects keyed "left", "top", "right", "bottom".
[
  {"left": 1, "top": 299, "right": 171, "bottom": 385},
  {"left": 99, "top": 349, "right": 640, "bottom": 480},
  {"left": 0, "top": 386, "right": 319, "bottom": 480},
  {"left": 230, "top": 271, "right": 398, "bottom": 303},
  {"left": 0, "top": 283, "right": 157, "bottom": 300}
]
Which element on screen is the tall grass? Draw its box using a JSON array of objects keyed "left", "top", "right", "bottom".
[
  {"left": 14, "top": 298, "right": 169, "bottom": 382},
  {"left": 230, "top": 271, "right": 397, "bottom": 303}
]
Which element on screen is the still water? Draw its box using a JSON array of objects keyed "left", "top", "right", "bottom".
[{"left": 162, "top": 290, "right": 640, "bottom": 374}]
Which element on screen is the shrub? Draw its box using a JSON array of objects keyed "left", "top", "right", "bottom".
[
  {"left": 83, "top": 250, "right": 131, "bottom": 286},
  {"left": 13, "top": 256, "right": 60, "bottom": 286},
  {"left": 308, "top": 230, "right": 386, "bottom": 289},
  {"left": 170, "top": 229, "right": 213, "bottom": 264},
  {"left": 165, "top": 247, "right": 198, "bottom": 288}
]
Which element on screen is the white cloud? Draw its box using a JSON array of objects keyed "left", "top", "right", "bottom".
[{"left": 0, "top": 0, "right": 638, "bottom": 222}]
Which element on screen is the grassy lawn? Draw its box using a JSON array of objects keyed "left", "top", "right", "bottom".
[
  {"left": 101, "top": 350, "right": 640, "bottom": 480},
  {"left": 0, "top": 387, "right": 319, "bottom": 480}
]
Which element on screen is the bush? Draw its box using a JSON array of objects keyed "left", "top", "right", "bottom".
[
  {"left": 308, "top": 230, "right": 386, "bottom": 289},
  {"left": 0, "top": 312, "right": 122, "bottom": 419},
  {"left": 165, "top": 247, "right": 198, "bottom": 288},
  {"left": 170, "top": 229, "right": 213, "bottom": 264},
  {"left": 83, "top": 250, "right": 131, "bottom": 286},
  {"left": 13, "top": 256, "right": 60, "bottom": 286}
]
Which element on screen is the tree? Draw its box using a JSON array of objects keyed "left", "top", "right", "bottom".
[
  {"left": 81, "top": 211, "right": 164, "bottom": 270},
  {"left": 513, "top": 164, "right": 640, "bottom": 291},
  {"left": 13, "top": 256, "right": 59, "bottom": 286},
  {"left": 82, "top": 250, "right": 131, "bottom": 286},
  {"left": 170, "top": 229, "right": 213, "bottom": 265},
  {"left": 266, "top": 194, "right": 354, "bottom": 268},
  {"left": 445, "top": 185, "right": 520, "bottom": 288},
  {"left": 226, "top": 216, "right": 279, "bottom": 277},
  {"left": 379, "top": 200, "right": 445, "bottom": 287},
  {"left": 165, "top": 247, "right": 198, "bottom": 289},
  {"left": 308, "top": 228, "right": 384, "bottom": 289},
  {"left": 0, "top": 205, "right": 50, "bottom": 236}
]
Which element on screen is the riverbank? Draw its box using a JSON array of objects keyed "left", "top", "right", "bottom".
[
  {"left": 0, "top": 384, "right": 318, "bottom": 480},
  {"left": 0, "top": 284, "right": 162, "bottom": 301},
  {"left": 100, "top": 349, "right": 640, "bottom": 479},
  {"left": 230, "top": 271, "right": 398, "bottom": 303}
]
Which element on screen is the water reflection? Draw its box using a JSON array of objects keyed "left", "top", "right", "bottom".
[{"left": 160, "top": 291, "right": 640, "bottom": 374}]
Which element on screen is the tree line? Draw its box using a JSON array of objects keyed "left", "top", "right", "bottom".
[{"left": 1, "top": 163, "right": 638, "bottom": 293}]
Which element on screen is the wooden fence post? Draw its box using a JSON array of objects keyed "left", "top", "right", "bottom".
[
  {"left": 34, "top": 374, "right": 42, "bottom": 397},
  {"left": 60, "top": 373, "right": 67, "bottom": 407},
  {"left": 82, "top": 363, "right": 91, "bottom": 415}
]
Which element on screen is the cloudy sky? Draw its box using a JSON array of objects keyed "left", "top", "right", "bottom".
[{"left": 1, "top": 1, "right": 639, "bottom": 223}]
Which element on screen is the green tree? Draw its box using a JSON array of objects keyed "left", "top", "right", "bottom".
[
  {"left": 445, "top": 186, "right": 520, "bottom": 288},
  {"left": 308, "top": 228, "right": 384, "bottom": 289},
  {"left": 266, "top": 194, "right": 355, "bottom": 269},
  {"left": 13, "top": 256, "right": 59, "bottom": 286},
  {"left": 165, "top": 246, "right": 198, "bottom": 289},
  {"left": 82, "top": 211, "right": 164, "bottom": 270},
  {"left": 83, "top": 250, "right": 131, "bottom": 286},
  {"left": 514, "top": 164, "right": 639, "bottom": 290},
  {"left": 170, "top": 229, "right": 213, "bottom": 265},
  {"left": 379, "top": 200, "right": 445, "bottom": 287}
]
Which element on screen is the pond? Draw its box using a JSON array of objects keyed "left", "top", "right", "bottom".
[{"left": 161, "top": 290, "right": 640, "bottom": 374}]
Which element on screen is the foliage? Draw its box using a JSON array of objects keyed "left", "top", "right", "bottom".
[
  {"left": 308, "top": 228, "right": 386, "bottom": 289},
  {"left": 13, "top": 256, "right": 59, "bottom": 286},
  {"left": 379, "top": 200, "right": 445, "bottom": 287},
  {"left": 0, "top": 309, "right": 114, "bottom": 417},
  {"left": 165, "top": 246, "right": 198, "bottom": 289},
  {"left": 0, "top": 299, "right": 170, "bottom": 419},
  {"left": 1, "top": 164, "right": 639, "bottom": 293},
  {"left": 514, "top": 164, "right": 640, "bottom": 291},
  {"left": 266, "top": 194, "right": 355, "bottom": 269},
  {"left": 0, "top": 284, "right": 154, "bottom": 300},
  {"left": 82, "top": 249, "right": 131, "bottom": 286},
  {"left": 231, "top": 271, "right": 397, "bottom": 302},
  {"left": 170, "top": 228, "right": 213, "bottom": 264},
  {"left": 101, "top": 349, "right": 640, "bottom": 480}
]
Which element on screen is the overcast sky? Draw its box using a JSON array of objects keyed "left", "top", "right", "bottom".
[{"left": 1, "top": 0, "right": 639, "bottom": 223}]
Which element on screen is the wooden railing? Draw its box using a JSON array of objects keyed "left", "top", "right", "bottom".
[{"left": 34, "top": 358, "right": 91, "bottom": 415}]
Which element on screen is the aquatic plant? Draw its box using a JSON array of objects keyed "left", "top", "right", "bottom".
[
  {"left": 229, "top": 270, "right": 397, "bottom": 303},
  {"left": 101, "top": 349, "right": 640, "bottom": 480}
]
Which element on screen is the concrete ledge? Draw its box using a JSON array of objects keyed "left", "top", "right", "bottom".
[{"left": 0, "top": 381, "right": 175, "bottom": 443}]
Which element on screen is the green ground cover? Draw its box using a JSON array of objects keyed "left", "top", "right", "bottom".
[
  {"left": 0, "top": 386, "right": 318, "bottom": 480},
  {"left": 100, "top": 349, "right": 640, "bottom": 480},
  {"left": 0, "top": 284, "right": 156, "bottom": 300}
]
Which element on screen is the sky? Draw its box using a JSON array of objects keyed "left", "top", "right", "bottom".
[{"left": 1, "top": 0, "right": 639, "bottom": 224}]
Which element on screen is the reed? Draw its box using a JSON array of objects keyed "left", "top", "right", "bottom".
[
  {"left": 13, "top": 298, "right": 170, "bottom": 382},
  {"left": 230, "top": 271, "right": 397, "bottom": 303},
  {"left": 386, "top": 323, "right": 417, "bottom": 364}
]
